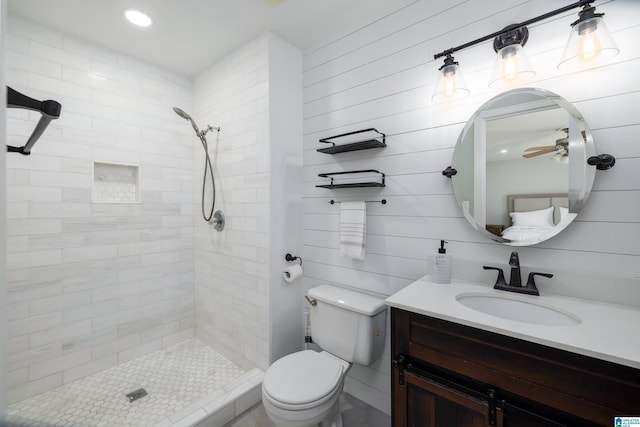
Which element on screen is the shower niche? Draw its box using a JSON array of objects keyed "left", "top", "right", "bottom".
[{"left": 92, "top": 161, "right": 140, "bottom": 203}]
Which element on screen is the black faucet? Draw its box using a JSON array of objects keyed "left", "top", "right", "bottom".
[
  {"left": 509, "top": 252, "right": 521, "bottom": 288},
  {"left": 483, "top": 252, "right": 553, "bottom": 296}
]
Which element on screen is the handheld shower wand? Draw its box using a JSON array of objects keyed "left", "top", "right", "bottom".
[
  {"left": 173, "top": 107, "right": 223, "bottom": 229},
  {"left": 173, "top": 107, "right": 220, "bottom": 137},
  {"left": 172, "top": 106, "right": 193, "bottom": 122}
]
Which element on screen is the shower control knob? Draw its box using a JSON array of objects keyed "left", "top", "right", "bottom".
[{"left": 211, "top": 210, "right": 225, "bottom": 231}]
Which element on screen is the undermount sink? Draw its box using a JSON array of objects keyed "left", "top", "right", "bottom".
[{"left": 456, "top": 292, "right": 582, "bottom": 326}]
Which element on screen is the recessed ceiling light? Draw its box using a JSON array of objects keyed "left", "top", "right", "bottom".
[
  {"left": 124, "top": 9, "right": 153, "bottom": 27},
  {"left": 500, "top": 149, "right": 508, "bottom": 154}
]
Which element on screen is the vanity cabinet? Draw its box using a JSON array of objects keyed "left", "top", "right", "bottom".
[{"left": 391, "top": 308, "right": 640, "bottom": 427}]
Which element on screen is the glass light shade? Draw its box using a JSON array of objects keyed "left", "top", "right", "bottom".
[
  {"left": 558, "top": 16, "right": 619, "bottom": 70},
  {"left": 488, "top": 44, "right": 536, "bottom": 88},
  {"left": 432, "top": 61, "right": 470, "bottom": 102}
]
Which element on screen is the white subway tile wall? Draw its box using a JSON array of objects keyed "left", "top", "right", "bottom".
[
  {"left": 6, "top": 16, "right": 195, "bottom": 403},
  {"left": 192, "top": 34, "right": 272, "bottom": 372}
]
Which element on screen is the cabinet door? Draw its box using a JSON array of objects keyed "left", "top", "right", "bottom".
[
  {"left": 397, "top": 369, "right": 504, "bottom": 427},
  {"left": 501, "top": 402, "right": 569, "bottom": 427}
]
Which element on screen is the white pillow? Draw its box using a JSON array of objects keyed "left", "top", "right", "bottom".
[
  {"left": 510, "top": 206, "right": 554, "bottom": 227},
  {"left": 559, "top": 206, "right": 569, "bottom": 221}
]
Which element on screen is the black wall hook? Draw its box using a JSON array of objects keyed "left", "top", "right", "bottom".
[{"left": 587, "top": 154, "right": 616, "bottom": 170}]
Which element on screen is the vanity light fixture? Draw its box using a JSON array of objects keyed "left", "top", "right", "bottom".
[
  {"left": 431, "top": 53, "right": 470, "bottom": 101},
  {"left": 489, "top": 25, "right": 536, "bottom": 88},
  {"left": 124, "top": 9, "right": 153, "bottom": 27},
  {"left": 432, "top": 0, "right": 618, "bottom": 100},
  {"left": 558, "top": 3, "right": 619, "bottom": 70}
]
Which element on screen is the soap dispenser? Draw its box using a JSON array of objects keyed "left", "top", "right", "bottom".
[{"left": 433, "top": 240, "right": 452, "bottom": 284}]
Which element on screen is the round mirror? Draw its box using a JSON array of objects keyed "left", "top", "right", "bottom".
[{"left": 451, "top": 88, "right": 596, "bottom": 246}]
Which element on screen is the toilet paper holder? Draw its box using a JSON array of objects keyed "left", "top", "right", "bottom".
[{"left": 285, "top": 253, "right": 303, "bottom": 266}]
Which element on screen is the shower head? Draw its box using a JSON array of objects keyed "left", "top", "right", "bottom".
[
  {"left": 173, "top": 107, "right": 220, "bottom": 137},
  {"left": 173, "top": 107, "right": 192, "bottom": 121},
  {"left": 173, "top": 106, "right": 201, "bottom": 136}
]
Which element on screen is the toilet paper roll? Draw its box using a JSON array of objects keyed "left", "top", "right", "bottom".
[{"left": 282, "top": 264, "right": 303, "bottom": 283}]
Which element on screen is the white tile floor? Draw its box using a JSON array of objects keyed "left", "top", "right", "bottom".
[
  {"left": 224, "top": 393, "right": 391, "bottom": 427},
  {"left": 7, "top": 339, "right": 264, "bottom": 427}
]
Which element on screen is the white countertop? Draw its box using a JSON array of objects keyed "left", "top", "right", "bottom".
[{"left": 385, "top": 275, "right": 640, "bottom": 369}]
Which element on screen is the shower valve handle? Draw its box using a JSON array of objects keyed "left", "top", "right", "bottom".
[{"left": 210, "top": 210, "right": 225, "bottom": 231}]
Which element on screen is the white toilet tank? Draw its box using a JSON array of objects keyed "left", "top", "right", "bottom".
[{"left": 307, "top": 285, "right": 386, "bottom": 365}]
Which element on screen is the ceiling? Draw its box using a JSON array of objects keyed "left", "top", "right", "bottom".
[{"left": 7, "top": 0, "right": 411, "bottom": 77}]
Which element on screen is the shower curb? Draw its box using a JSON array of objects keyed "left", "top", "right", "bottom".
[{"left": 162, "top": 368, "right": 264, "bottom": 427}]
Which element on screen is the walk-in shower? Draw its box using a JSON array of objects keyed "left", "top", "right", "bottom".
[
  {"left": 173, "top": 107, "right": 225, "bottom": 230},
  {"left": 7, "top": 339, "right": 264, "bottom": 426}
]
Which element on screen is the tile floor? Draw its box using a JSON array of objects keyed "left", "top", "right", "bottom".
[
  {"left": 224, "top": 393, "right": 391, "bottom": 427},
  {"left": 7, "top": 338, "right": 263, "bottom": 427}
]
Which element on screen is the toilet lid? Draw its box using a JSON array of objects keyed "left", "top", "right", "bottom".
[{"left": 263, "top": 350, "right": 344, "bottom": 405}]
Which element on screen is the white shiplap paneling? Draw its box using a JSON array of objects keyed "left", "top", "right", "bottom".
[{"left": 302, "top": 0, "right": 640, "bottom": 415}]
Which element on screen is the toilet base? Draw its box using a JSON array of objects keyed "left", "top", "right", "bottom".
[
  {"left": 262, "top": 390, "right": 341, "bottom": 427},
  {"left": 327, "top": 410, "right": 343, "bottom": 427},
  {"left": 291, "top": 408, "right": 343, "bottom": 427}
]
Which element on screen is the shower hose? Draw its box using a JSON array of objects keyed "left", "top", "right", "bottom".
[{"left": 197, "top": 133, "right": 215, "bottom": 222}]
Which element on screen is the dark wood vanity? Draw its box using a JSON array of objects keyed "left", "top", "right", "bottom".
[{"left": 391, "top": 308, "right": 640, "bottom": 426}]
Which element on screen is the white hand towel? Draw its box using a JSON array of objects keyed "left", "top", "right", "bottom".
[{"left": 340, "top": 201, "right": 366, "bottom": 260}]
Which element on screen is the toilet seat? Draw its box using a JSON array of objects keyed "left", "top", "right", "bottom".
[{"left": 262, "top": 350, "right": 347, "bottom": 410}]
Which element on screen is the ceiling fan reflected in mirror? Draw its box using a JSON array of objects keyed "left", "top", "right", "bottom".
[{"left": 522, "top": 128, "right": 585, "bottom": 162}]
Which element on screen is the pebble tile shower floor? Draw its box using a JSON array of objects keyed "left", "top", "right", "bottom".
[{"left": 7, "top": 339, "right": 264, "bottom": 427}]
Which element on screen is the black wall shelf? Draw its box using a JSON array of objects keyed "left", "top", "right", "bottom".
[
  {"left": 317, "top": 128, "right": 386, "bottom": 154},
  {"left": 316, "top": 170, "right": 385, "bottom": 189}
]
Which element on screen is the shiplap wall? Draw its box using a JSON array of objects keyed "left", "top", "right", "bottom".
[{"left": 301, "top": 0, "right": 640, "bottom": 414}]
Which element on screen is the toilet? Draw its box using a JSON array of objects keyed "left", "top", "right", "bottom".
[{"left": 262, "top": 285, "right": 387, "bottom": 427}]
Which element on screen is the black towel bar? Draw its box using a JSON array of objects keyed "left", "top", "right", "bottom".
[
  {"left": 6, "top": 86, "right": 62, "bottom": 155},
  {"left": 329, "top": 199, "right": 386, "bottom": 205}
]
